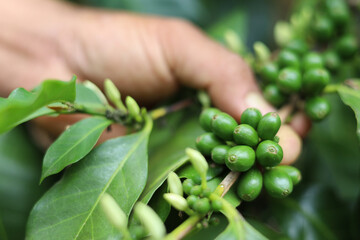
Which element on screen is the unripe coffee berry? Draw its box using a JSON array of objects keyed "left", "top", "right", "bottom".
[
  {"left": 305, "top": 96, "right": 331, "bottom": 121},
  {"left": 190, "top": 185, "right": 202, "bottom": 196},
  {"left": 264, "top": 168, "right": 293, "bottom": 198},
  {"left": 183, "top": 179, "right": 195, "bottom": 195},
  {"left": 257, "top": 112, "right": 281, "bottom": 140},
  {"left": 233, "top": 124, "right": 259, "bottom": 147},
  {"left": 193, "top": 198, "right": 211, "bottom": 214},
  {"left": 225, "top": 146, "right": 255, "bottom": 172},
  {"left": 302, "top": 52, "right": 324, "bottom": 70},
  {"left": 236, "top": 168, "right": 263, "bottom": 202},
  {"left": 240, "top": 108, "right": 262, "bottom": 129},
  {"left": 256, "top": 140, "right": 283, "bottom": 167},
  {"left": 196, "top": 133, "right": 223, "bottom": 156},
  {"left": 285, "top": 39, "right": 308, "bottom": 56},
  {"left": 263, "top": 84, "right": 287, "bottom": 107},
  {"left": 312, "top": 15, "right": 334, "bottom": 42},
  {"left": 323, "top": 51, "right": 341, "bottom": 72},
  {"left": 211, "top": 112, "right": 238, "bottom": 141},
  {"left": 199, "top": 108, "right": 221, "bottom": 131},
  {"left": 302, "top": 68, "right": 330, "bottom": 95},
  {"left": 187, "top": 195, "right": 199, "bottom": 208},
  {"left": 277, "top": 50, "right": 300, "bottom": 69},
  {"left": 336, "top": 35, "right": 358, "bottom": 59},
  {"left": 277, "top": 68, "right": 302, "bottom": 93},
  {"left": 275, "top": 165, "right": 301, "bottom": 185},
  {"left": 260, "top": 63, "right": 278, "bottom": 83},
  {"left": 211, "top": 145, "right": 231, "bottom": 164}
]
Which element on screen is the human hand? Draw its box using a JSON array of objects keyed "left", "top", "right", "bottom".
[{"left": 0, "top": 0, "right": 310, "bottom": 164}]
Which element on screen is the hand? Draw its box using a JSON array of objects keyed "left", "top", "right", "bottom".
[{"left": 0, "top": 0, "right": 310, "bottom": 164}]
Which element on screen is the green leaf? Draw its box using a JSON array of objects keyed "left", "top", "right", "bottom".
[
  {"left": 337, "top": 85, "right": 360, "bottom": 142},
  {"left": 40, "top": 117, "right": 113, "bottom": 182},
  {"left": 0, "top": 79, "right": 76, "bottom": 134},
  {"left": 215, "top": 221, "right": 243, "bottom": 240},
  {"left": 148, "top": 183, "right": 171, "bottom": 222},
  {"left": 0, "top": 127, "right": 50, "bottom": 240},
  {"left": 75, "top": 83, "right": 105, "bottom": 106},
  {"left": 269, "top": 185, "right": 349, "bottom": 240},
  {"left": 139, "top": 113, "right": 204, "bottom": 203},
  {"left": 26, "top": 117, "right": 152, "bottom": 240}
]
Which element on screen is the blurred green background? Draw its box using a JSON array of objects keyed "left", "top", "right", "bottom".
[{"left": 1, "top": 0, "right": 359, "bottom": 239}]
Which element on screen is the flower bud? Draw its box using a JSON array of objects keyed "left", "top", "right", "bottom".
[
  {"left": 100, "top": 193, "right": 127, "bottom": 230},
  {"left": 125, "top": 96, "right": 142, "bottom": 122},
  {"left": 134, "top": 202, "right": 166, "bottom": 240},
  {"left": 274, "top": 21, "right": 294, "bottom": 47},
  {"left": 185, "top": 148, "right": 208, "bottom": 178},
  {"left": 167, "top": 172, "right": 183, "bottom": 196},
  {"left": 163, "top": 193, "right": 188, "bottom": 212},
  {"left": 104, "top": 79, "right": 127, "bottom": 111},
  {"left": 254, "top": 41, "right": 271, "bottom": 63},
  {"left": 224, "top": 29, "right": 244, "bottom": 54}
]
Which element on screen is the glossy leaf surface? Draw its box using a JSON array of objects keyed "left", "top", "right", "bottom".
[
  {"left": 41, "top": 117, "right": 112, "bottom": 182},
  {"left": 0, "top": 79, "right": 76, "bottom": 134},
  {"left": 26, "top": 118, "right": 152, "bottom": 240}
]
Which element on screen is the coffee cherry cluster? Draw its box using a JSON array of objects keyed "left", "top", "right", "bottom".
[
  {"left": 182, "top": 178, "right": 223, "bottom": 214},
  {"left": 259, "top": 45, "right": 331, "bottom": 121},
  {"left": 197, "top": 107, "right": 301, "bottom": 200},
  {"left": 257, "top": 0, "right": 359, "bottom": 122}
]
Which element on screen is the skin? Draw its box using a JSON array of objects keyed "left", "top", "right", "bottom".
[{"left": 0, "top": 0, "right": 309, "bottom": 164}]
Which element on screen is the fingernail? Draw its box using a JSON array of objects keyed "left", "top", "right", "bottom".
[{"left": 245, "top": 92, "right": 274, "bottom": 114}]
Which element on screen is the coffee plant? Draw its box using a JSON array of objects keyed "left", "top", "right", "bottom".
[{"left": 1, "top": 0, "right": 360, "bottom": 239}]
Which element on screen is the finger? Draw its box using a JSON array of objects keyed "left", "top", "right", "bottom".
[
  {"left": 289, "top": 111, "right": 312, "bottom": 138},
  {"left": 161, "top": 20, "right": 303, "bottom": 164}
]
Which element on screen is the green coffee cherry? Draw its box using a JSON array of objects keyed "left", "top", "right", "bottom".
[
  {"left": 167, "top": 172, "right": 183, "bottom": 196},
  {"left": 190, "top": 185, "right": 203, "bottom": 196},
  {"left": 233, "top": 124, "right": 259, "bottom": 147},
  {"left": 202, "top": 188, "right": 213, "bottom": 198},
  {"left": 263, "top": 84, "right": 287, "bottom": 107},
  {"left": 305, "top": 96, "right": 331, "bottom": 121},
  {"left": 302, "top": 68, "right": 330, "bottom": 95},
  {"left": 302, "top": 52, "right": 324, "bottom": 70},
  {"left": 264, "top": 168, "right": 293, "bottom": 198},
  {"left": 134, "top": 202, "right": 166, "bottom": 240},
  {"left": 275, "top": 165, "right": 302, "bottom": 185},
  {"left": 187, "top": 195, "right": 199, "bottom": 208},
  {"left": 225, "top": 146, "right": 256, "bottom": 172},
  {"left": 325, "top": 0, "right": 350, "bottom": 26},
  {"left": 257, "top": 112, "right": 281, "bottom": 140},
  {"left": 285, "top": 39, "right": 308, "bottom": 56},
  {"left": 193, "top": 198, "right": 211, "bottom": 214},
  {"left": 195, "top": 133, "right": 223, "bottom": 156},
  {"left": 237, "top": 168, "right": 263, "bottom": 202},
  {"left": 240, "top": 108, "right": 262, "bottom": 129},
  {"left": 277, "top": 68, "right": 302, "bottom": 93},
  {"left": 277, "top": 50, "right": 300, "bottom": 69},
  {"left": 183, "top": 179, "right": 195, "bottom": 195},
  {"left": 323, "top": 51, "right": 341, "bottom": 72},
  {"left": 211, "top": 145, "right": 231, "bottom": 164},
  {"left": 256, "top": 140, "right": 283, "bottom": 167},
  {"left": 211, "top": 199, "right": 223, "bottom": 211},
  {"left": 336, "top": 35, "right": 358, "bottom": 59},
  {"left": 199, "top": 108, "right": 221, "bottom": 131},
  {"left": 312, "top": 15, "right": 334, "bottom": 42},
  {"left": 163, "top": 193, "right": 188, "bottom": 212},
  {"left": 260, "top": 63, "right": 279, "bottom": 83},
  {"left": 211, "top": 112, "right": 238, "bottom": 140}
]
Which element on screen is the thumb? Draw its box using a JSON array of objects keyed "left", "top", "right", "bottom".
[{"left": 162, "top": 20, "right": 303, "bottom": 164}]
